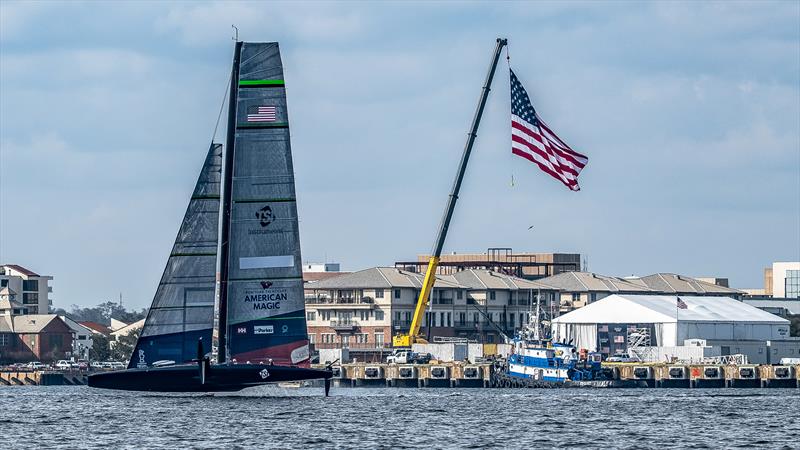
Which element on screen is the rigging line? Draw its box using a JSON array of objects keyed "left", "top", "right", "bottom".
[{"left": 211, "top": 69, "right": 233, "bottom": 144}]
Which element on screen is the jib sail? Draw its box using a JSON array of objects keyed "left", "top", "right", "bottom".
[
  {"left": 128, "top": 144, "right": 222, "bottom": 368},
  {"left": 221, "top": 42, "right": 310, "bottom": 366}
]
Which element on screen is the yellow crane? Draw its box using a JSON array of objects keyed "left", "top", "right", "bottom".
[{"left": 392, "top": 38, "right": 508, "bottom": 348}]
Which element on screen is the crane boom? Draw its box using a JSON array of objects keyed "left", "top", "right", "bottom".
[{"left": 393, "top": 38, "right": 508, "bottom": 348}]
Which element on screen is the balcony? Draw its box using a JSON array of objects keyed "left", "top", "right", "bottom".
[
  {"left": 329, "top": 319, "right": 357, "bottom": 332},
  {"left": 305, "top": 296, "right": 375, "bottom": 309}
]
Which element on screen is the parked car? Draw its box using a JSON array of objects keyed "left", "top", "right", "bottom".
[
  {"left": 606, "top": 353, "right": 639, "bottom": 363},
  {"left": 90, "top": 361, "right": 104, "bottom": 369},
  {"left": 55, "top": 360, "right": 72, "bottom": 370},
  {"left": 26, "top": 361, "right": 47, "bottom": 370}
]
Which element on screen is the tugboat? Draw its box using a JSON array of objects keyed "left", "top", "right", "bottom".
[{"left": 494, "top": 296, "right": 611, "bottom": 387}]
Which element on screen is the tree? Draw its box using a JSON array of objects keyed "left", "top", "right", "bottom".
[
  {"left": 790, "top": 315, "right": 800, "bottom": 337},
  {"left": 90, "top": 334, "right": 112, "bottom": 362},
  {"left": 111, "top": 329, "right": 140, "bottom": 363}
]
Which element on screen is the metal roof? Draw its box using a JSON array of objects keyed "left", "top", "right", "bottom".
[
  {"left": 446, "top": 269, "right": 556, "bottom": 291},
  {"left": 634, "top": 273, "right": 743, "bottom": 295},
  {"left": 536, "top": 272, "right": 656, "bottom": 293},
  {"left": 304, "top": 267, "right": 466, "bottom": 290}
]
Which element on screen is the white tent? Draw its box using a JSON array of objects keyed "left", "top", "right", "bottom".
[{"left": 551, "top": 295, "right": 791, "bottom": 352}]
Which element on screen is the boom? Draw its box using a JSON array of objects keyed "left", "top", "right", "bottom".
[{"left": 393, "top": 38, "right": 507, "bottom": 347}]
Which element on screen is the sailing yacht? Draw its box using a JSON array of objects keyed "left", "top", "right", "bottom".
[{"left": 88, "top": 42, "right": 332, "bottom": 393}]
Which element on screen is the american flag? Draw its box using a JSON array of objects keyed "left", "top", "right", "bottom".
[
  {"left": 510, "top": 69, "right": 588, "bottom": 191},
  {"left": 677, "top": 297, "right": 688, "bottom": 310},
  {"left": 247, "top": 105, "right": 277, "bottom": 122}
]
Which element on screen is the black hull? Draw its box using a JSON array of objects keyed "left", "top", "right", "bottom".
[{"left": 88, "top": 364, "right": 331, "bottom": 392}]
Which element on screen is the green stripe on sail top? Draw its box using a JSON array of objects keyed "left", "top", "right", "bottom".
[{"left": 239, "top": 79, "right": 285, "bottom": 87}]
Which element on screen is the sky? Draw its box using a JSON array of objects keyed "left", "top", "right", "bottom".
[{"left": 1, "top": 1, "right": 798, "bottom": 310}]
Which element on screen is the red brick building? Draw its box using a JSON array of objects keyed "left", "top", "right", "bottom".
[{"left": 0, "top": 315, "right": 74, "bottom": 363}]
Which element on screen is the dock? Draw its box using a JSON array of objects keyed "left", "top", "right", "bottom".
[
  {"left": 0, "top": 370, "right": 88, "bottom": 386},
  {"left": 323, "top": 362, "right": 800, "bottom": 389}
]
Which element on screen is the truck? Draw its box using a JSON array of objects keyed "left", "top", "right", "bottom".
[{"left": 386, "top": 350, "right": 432, "bottom": 364}]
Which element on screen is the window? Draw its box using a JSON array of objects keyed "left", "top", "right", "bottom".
[
  {"left": 457, "top": 290, "right": 463, "bottom": 300},
  {"left": 342, "top": 335, "right": 350, "bottom": 348},
  {"left": 22, "top": 293, "right": 38, "bottom": 305},
  {"left": 473, "top": 313, "right": 479, "bottom": 324},
  {"left": 394, "top": 312, "right": 401, "bottom": 322},
  {"left": 394, "top": 289, "right": 401, "bottom": 299},
  {"left": 786, "top": 269, "right": 800, "bottom": 298},
  {"left": 489, "top": 290, "right": 496, "bottom": 300},
  {"left": 0, "top": 279, "right": 7, "bottom": 288},
  {"left": 446, "top": 312, "right": 451, "bottom": 327},
  {"left": 360, "top": 310, "right": 370, "bottom": 321},
  {"left": 439, "top": 312, "right": 445, "bottom": 327},
  {"left": 375, "top": 309, "right": 385, "bottom": 321},
  {"left": 306, "top": 311, "right": 316, "bottom": 321},
  {"left": 0, "top": 333, "right": 9, "bottom": 346},
  {"left": 322, "top": 333, "right": 335, "bottom": 344},
  {"left": 509, "top": 313, "right": 515, "bottom": 328},
  {"left": 572, "top": 293, "right": 580, "bottom": 303},
  {"left": 403, "top": 311, "right": 411, "bottom": 322},
  {"left": 458, "top": 312, "right": 465, "bottom": 326},
  {"left": 375, "top": 289, "right": 384, "bottom": 299},
  {"left": 78, "top": 335, "right": 86, "bottom": 340},
  {"left": 308, "top": 334, "right": 316, "bottom": 344},
  {"left": 22, "top": 280, "right": 39, "bottom": 291},
  {"left": 321, "top": 310, "right": 332, "bottom": 321},
  {"left": 375, "top": 332, "right": 385, "bottom": 347}
]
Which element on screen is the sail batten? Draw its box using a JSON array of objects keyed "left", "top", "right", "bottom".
[{"left": 128, "top": 143, "right": 222, "bottom": 369}]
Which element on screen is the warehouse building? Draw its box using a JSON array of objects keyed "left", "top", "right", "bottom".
[{"left": 551, "top": 294, "right": 797, "bottom": 364}]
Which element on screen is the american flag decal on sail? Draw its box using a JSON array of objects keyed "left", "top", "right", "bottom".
[
  {"left": 247, "top": 105, "right": 277, "bottom": 122},
  {"left": 510, "top": 69, "right": 588, "bottom": 191}
]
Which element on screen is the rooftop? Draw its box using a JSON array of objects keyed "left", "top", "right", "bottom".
[
  {"left": 445, "top": 269, "right": 556, "bottom": 291},
  {"left": 304, "top": 267, "right": 466, "bottom": 290},
  {"left": 1, "top": 264, "right": 40, "bottom": 277},
  {"left": 631, "top": 273, "right": 743, "bottom": 295},
  {"left": 537, "top": 271, "right": 655, "bottom": 293},
  {"left": 11, "top": 314, "right": 61, "bottom": 333}
]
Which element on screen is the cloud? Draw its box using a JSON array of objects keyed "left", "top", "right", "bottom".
[
  {"left": 154, "top": 1, "right": 364, "bottom": 46},
  {"left": 1, "top": 1, "right": 798, "bottom": 307}
]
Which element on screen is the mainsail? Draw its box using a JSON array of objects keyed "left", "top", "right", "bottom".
[
  {"left": 128, "top": 144, "right": 222, "bottom": 368},
  {"left": 220, "top": 42, "right": 310, "bottom": 366}
]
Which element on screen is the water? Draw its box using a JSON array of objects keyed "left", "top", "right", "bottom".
[{"left": 1, "top": 386, "right": 798, "bottom": 449}]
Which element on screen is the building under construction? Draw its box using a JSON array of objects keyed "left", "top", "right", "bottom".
[{"left": 395, "top": 248, "right": 581, "bottom": 281}]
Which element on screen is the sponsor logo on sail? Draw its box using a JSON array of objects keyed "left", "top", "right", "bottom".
[
  {"left": 242, "top": 282, "right": 287, "bottom": 311},
  {"left": 256, "top": 205, "right": 273, "bottom": 227},
  {"left": 259, "top": 368, "right": 270, "bottom": 379},
  {"left": 254, "top": 325, "right": 274, "bottom": 334},
  {"left": 236, "top": 327, "right": 247, "bottom": 334},
  {"left": 281, "top": 324, "right": 289, "bottom": 333},
  {"left": 137, "top": 349, "right": 147, "bottom": 368}
]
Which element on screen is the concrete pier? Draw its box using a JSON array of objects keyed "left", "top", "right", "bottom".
[
  {"left": 0, "top": 370, "right": 87, "bottom": 386},
  {"left": 322, "top": 362, "right": 800, "bottom": 389}
]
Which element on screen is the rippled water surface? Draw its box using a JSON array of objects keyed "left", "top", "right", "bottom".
[{"left": 1, "top": 386, "right": 798, "bottom": 449}]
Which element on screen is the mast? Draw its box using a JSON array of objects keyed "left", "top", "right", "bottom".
[{"left": 217, "top": 41, "right": 243, "bottom": 364}]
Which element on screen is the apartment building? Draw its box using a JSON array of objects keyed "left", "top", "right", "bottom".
[
  {"left": 0, "top": 264, "right": 53, "bottom": 314},
  {"left": 304, "top": 267, "right": 558, "bottom": 348}
]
